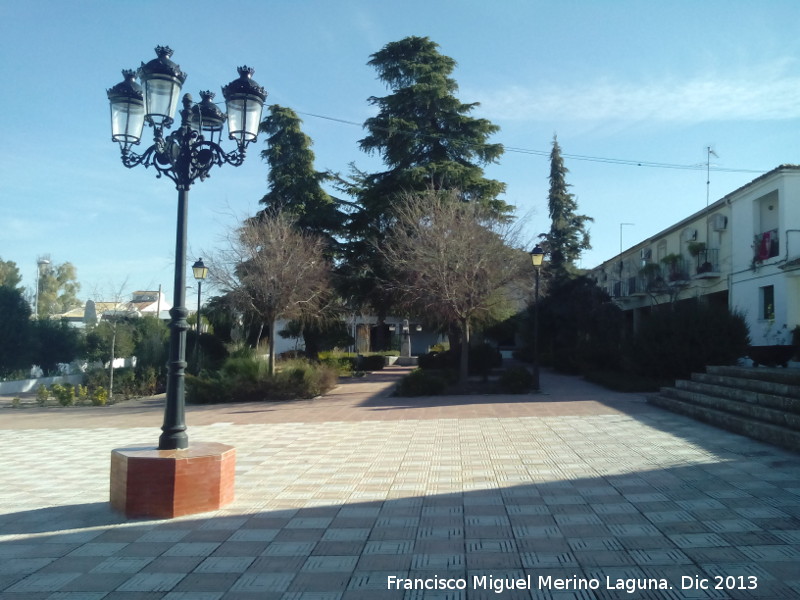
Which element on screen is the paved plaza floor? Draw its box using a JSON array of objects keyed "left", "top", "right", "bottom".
[{"left": 1, "top": 366, "right": 799, "bottom": 599}]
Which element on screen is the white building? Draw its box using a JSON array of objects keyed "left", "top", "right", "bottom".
[{"left": 588, "top": 165, "right": 800, "bottom": 347}]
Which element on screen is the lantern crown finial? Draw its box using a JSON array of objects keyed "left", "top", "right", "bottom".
[
  {"left": 155, "top": 45, "right": 174, "bottom": 59},
  {"left": 107, "top": 69, "right": 143, "bottom": 101},
  {"left": 223, "top": 66, "right": 267, "bottom": 102},
  {"left": 139, "top": 45, "right": 187, "bottom": 84}
]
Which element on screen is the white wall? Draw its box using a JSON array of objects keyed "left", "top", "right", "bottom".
[{"left": 729, "top": 170, "right": 800, "bottom": 345}]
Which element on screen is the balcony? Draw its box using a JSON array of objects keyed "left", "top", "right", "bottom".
[{"left": 693, "top": 248, "right": 721, "bottom": 279}]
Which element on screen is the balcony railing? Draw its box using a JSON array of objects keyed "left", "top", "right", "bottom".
[{"left": 694, "top": 248, "right": 720, "bottom": 276}]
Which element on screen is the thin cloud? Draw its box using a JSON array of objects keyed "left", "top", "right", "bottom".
[{"left": 472, "top": 66, "right": 800, "bottom": 124}]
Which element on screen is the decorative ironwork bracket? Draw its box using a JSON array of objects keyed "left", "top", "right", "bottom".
[{"left": 118, "top": 94, "right": 247, "bottom": 191}]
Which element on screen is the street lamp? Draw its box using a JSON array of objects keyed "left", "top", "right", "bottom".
[
  {"left": 192, "top": 258, "right": 208, "bottom": 370},
  {"left": 529, "top": 245, "right": 545, "bottom": 391},
  {"left": 107, "top": 47, "right": 266, "bottom": 450}
]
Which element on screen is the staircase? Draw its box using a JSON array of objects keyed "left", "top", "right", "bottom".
[{"left": 647, "top": 365, "right": 800, "bottom": 453}]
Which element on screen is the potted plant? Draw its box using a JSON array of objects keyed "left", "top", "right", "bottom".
[
  {"left": 687, "top": 241, "right": 706, "bottom": 257},
  {"left": 687, "top": 241, "right": 713, "bottom": 273},
  {"left": 661, "top": 253, "right": 686, "bottom": 282},
  {"left": 639, "top": 263, "right": 664, "bottom": 292}
]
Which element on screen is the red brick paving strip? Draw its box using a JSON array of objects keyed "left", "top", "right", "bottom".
[{"left": 0, "top": 365, "right": 651, "bottom": 429}]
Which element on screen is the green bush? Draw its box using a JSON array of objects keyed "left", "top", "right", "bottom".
[
  {"left": 50, "top": 383, "right": 76, "bottom": 406},
  {"left": 36, "top": 384, "right": 49, "bottom": 406},
  {"left": 92, "top": 386, "right": 108, "bottom": 406},
  {"left": 187, "top": 357, "right": 338, "bottom": 404},
  {"left": 627, "top": 302, "right": 749, "bottom": 381},
  {"left": 469, "top": 343, "right": 503, "bottom": 377},
  {"left": 221, "top": 355, "right": 265, "bottom": 382},
  {"left": 318, "top": 352, "right": 357, "bottom": 375},
  {"left": 186, "top": 372, "right": 232, "bottom": 404},
  {"left": 396, "top": 368, "right": 448, "bottom": 396},
  {"left": 418, "top": 343, "right": 502, "bottom": 376},
  {"left": 84, "top": 369, "right": 109, "bottom": 391},
  {"left": 357, "top": 354, "right": 386, "bottom": 371},
  {"left": 271, "top": 359, "right": 339, "bottom": 399},
  {"left": 499, "top": 366, "right": 533, "bottom": 394},
  {"left": 75, "top": 384, "right": 90, "bottom": 405},
  {"left": 112, "top": 368, "right": 137, "bottom": 399}
]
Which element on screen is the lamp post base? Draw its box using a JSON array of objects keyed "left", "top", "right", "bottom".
[{"left": 110, "top": 442, "right": 235, "bottom": 519}]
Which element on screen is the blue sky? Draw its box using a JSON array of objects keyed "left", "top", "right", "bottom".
[{"left": 3, "top": 0, "right": 800, "bottom": 305}]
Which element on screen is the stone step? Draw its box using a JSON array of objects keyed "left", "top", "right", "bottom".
[
  {"left": 648, "top": 394, "right": 800, "bottom": 453},
  {"left": 705, "top": 365, "right": 800, "bottom": 388},
  {"left": 674, "top": 379, "right": 800, "bottom": 414},
  {"left": 658, "top": 387, "right": 800, "bottom": 431},
  {"left": 692, "top": 371, "right": 800, "bottom": 400}
]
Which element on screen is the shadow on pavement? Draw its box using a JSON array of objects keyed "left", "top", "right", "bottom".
[{"left": 2, "top": 463, "right": 799, "bottom": 598}]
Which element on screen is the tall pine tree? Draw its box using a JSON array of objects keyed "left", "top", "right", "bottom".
[
  {"left": 358, "top": 36, "right": 507, "bottom": 211},
  {"left": 341, "top": 37, "right": 509, "bottom": 344},
  {"left": 541, "top": 136, "right": 593, "bottom": 280},
  {"left": 258, "top": 105, "right": 342, "bottom": 249}
]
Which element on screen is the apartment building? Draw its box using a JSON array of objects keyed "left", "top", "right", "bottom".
[{"left": 588, "top": 165, "right": 800, "bottom": 346}]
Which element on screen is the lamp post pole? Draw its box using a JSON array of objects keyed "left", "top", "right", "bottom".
[
  {"left": 34, "top": 257, "right": 50, "bottom": 319},
  {"left": 107, "top": 47, "right": 266, "bottom": 450},
  {"left": 529, "top": 245, "right": 545, "bottom": 391}
]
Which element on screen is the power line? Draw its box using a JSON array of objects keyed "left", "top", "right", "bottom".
[{"left": 296, "top": 110, "right": 767, "bottom": 175}]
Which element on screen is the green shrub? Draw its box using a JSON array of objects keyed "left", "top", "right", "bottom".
[
  {"left": 319, "top": 352, "right": 357, "bottom": 375},
  {"left": 271, "top": 359, "right": 339, "bottom": 399},
  {"left": 187, "top": 358, "right": 338, "bottom": 404},
  {"left": 357, "top": 354, "right": 386, "bottom": 371},
  {"left": 418, "top": 343, "right": 501, "bottom": 376},
  {"left": 396, "top": 368, "right": 448, "bottom": 396},
  {"left": 627, "top": 302, "right": 749, "bottom": 381},
  {"left": 186, "top": 372, "right": 232, "bottom": 404},
  {"left": 75, "top": 384, "right": 90, "bottom": 405},
  {"left": 499, "top": 366, "right": 533, "bottom": 394},
  {"left": 36, "top": 384, "right": 49, "bottom": 406},
  {"left": 84, "top": 369, "right": 109, "bottom": 391},
  {"left": 112, "top": 368, "right": 137, "bottom": 399},
  {"left": 51, "top": 383, "right": 75, "bottom": 406},
  {"left": 91, "top": 386, "right": 108, "bottom": 406},
  {"left": 469, "top": 343, "right": 503, "bottom": 377},
  {"left": 222, "top": 356, "right": 266, "bottom": 382},
  {"left": 135, "top": 366, "right": 160, "bottom": 396},
  {"left": 418, "top": 351, "right": 451, "bottom": 370}
]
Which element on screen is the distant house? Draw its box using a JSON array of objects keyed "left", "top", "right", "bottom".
[
  {"left": 81, "top": 290, "right": 172, "bottom": 325},
  {"left": 588, "top": 164, "right": 800, "bottom": 348},
  {"left": 122, "top": 290, "right": 172, "bottom": 320}
]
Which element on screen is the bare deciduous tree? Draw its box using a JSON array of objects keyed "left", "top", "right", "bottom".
[
  {"left": 208, "top": 213, "right": 333, "bottom": 375},
  {"left": 381, "top": 190, "right": 530, "bottom": 383}
]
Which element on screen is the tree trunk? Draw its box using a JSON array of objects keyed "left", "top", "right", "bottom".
[{"left": 255, "top": 321, "right": 265, "bottom": 349}]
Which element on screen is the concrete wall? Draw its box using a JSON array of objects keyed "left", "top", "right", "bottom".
[{"left": 0, "top": 374, "right": 84, "bottom": 395}]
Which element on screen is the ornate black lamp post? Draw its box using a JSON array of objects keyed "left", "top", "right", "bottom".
[
  {"left": 107, "top": 47, "right": 266, "bottom": 450},
  {"left": 529, "top": 245, "right": 545, "bottom": 391},
  {"left": 192, "top": 258, "right": 208, "bottom": 370}
]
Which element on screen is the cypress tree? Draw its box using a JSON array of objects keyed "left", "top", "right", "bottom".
[{"left": 542, "top": 135, "right": 593, "bottom": 280}]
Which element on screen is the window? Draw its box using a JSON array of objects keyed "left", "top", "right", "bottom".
[{"left": 760, "top": 285, "right": 775, "bottom": 320}]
